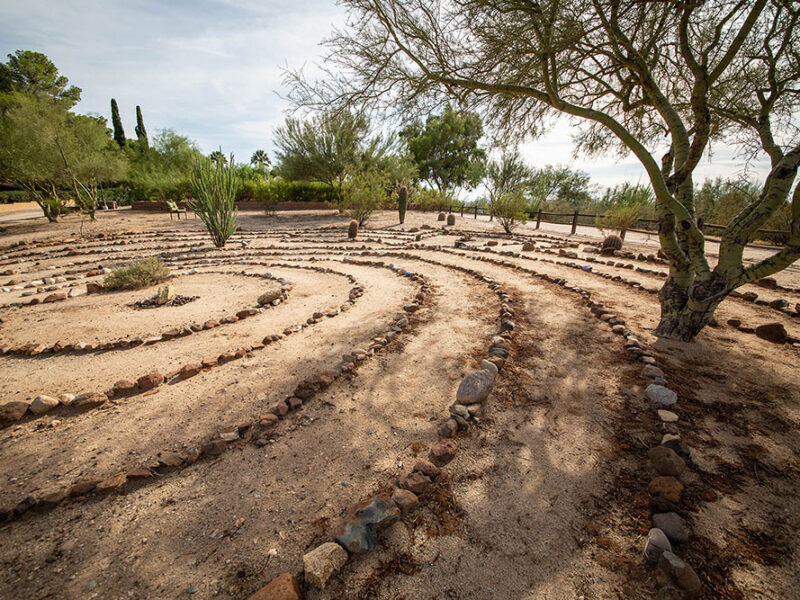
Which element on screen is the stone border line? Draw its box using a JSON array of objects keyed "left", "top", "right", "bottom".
[{"left": 0, "top": 260, "right": 431, "bottom": 524}]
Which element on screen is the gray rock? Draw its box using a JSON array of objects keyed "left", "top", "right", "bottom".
[
  {"left": 662, "top": 437, "right": 692, "bottom": 459},
  {"left": 334, "top": 497, "right": 399, "bottom": 554},
  {"left": 479, "top": 360, "right": 498, "bottom": 376},
  {"left": 658, "top": 551, "right": 702, "bottom": 598},
  {"left": 653, "top": 512, "right": 689, "bottom": 544},
  {"left": 644, "top": 527, "right": 672, "bottom": 562},
  {"left": 450, "top": 404, "right": 469, "bottom": 419},
  {"left": 647, "top": 384, "right": 677, "bottom": 407},
  {"left": 457, "top": 369, "right": 495, "bottom": 404}
]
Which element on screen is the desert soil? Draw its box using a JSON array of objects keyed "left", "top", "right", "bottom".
[{"left": 0, "top": 207, "right": 798, "bottom": 600}]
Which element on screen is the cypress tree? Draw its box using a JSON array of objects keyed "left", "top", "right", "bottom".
[
  {"left": 110, "top": 98, "right": 125, "bottom": 147},
  {"left": 135, "top": 105, "right": 149, "bottom": 149}
]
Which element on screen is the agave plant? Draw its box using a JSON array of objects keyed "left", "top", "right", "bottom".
[{"left": 189, "top": 154, "right": 239, "bottom": 248}]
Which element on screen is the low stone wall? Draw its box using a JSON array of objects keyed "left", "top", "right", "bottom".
[{"left": 130, "top": 201, "right": 333, "bottom": 212}]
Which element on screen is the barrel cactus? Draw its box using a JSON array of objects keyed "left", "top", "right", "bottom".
[
  {"left": 446, "top": 214, "right": 455, "bottom": 226},
  {"left": 601, "top": 234, "right": 623, "bottom": 254},
  {"left": 438, "top": 212, "right": 446, "bottom": 221},
  {"left": 348, "top": 220, "right": 359, "bottom": 239},
  {"left": 398, "top": 186, "right": 408, "bottom": 224}
]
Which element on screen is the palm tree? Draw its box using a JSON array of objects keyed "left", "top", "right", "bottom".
[
  {"left": 250, "top": 149, "right": 270, "bottom": 170},
  {"left": 209, "top": 148, "right": 227, "bottom": 165}
]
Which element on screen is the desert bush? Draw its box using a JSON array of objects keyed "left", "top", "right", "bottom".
[
  {"left": 413, "top": 188, "right": 452, "bottom": 212},
  {"left": 491, "top": 190, "right": 528, "bottom": 233},
  {"left": 189, "top": 155, "right": 239, "bottom": 248},
  {"left": 104, "top": 258, "right": 170, "bottom": 290},
  {"left": 343, "top": 168, "right": 388, "bottom": 226}
]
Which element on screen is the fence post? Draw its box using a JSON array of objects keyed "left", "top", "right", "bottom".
[
  {"left": 570, "top": 211, "right": 579, "bottom": 235},
  {"left": 460, "top": 204, "right": 464, "bottom": 216},
  {"left": 536, "top": 209, "right": 542, "bottom": 229},
  {"left": 474, "top": 204, "right": 478, "bottom": 219}
]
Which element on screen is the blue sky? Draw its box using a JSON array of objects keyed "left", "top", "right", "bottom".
[{"left": 0, "top": 0, "right": 772, "bottom": 189}]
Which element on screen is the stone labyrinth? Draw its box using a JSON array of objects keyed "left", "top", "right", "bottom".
[{"left": 1, "top": 213, "right": 799, "bottom": 599}]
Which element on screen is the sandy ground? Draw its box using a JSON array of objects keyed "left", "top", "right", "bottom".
[{"left": 0, "top": 209, "right": 797, "bottom": 600}]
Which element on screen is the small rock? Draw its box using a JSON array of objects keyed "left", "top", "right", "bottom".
[
  {"left": 648, "top": 446, "right": 686, "bottom": 477},
  {"left": 657, "top": 409, "right": 679, "bottom": 423},
  {"left": 137, "top": 372, "right": 164, "bottom": 391},
  {"left": 642, "top": 364, "right": 665, "bottom": 378},
  {"left": 158, "top": 451, "right": 185, "bottom": 467},
  {"left": 247, "top": 573, "right": 301, "bottom": 600},
  {"left": 479, "top": 359, "right": 499, "bottom": 376},
  {"left": 658, "top": 551, "right": 702, "bottom": 598},
  {"left": 73, "top": 392, "right": 108, "bottom": 408},
  {"left": 0, "top": 401, "right": 29, "bottom": 424},
  {"left": 43, "top": 292, "right": 67, "bottom": 303},
  {"left": 662, "top": 437, "right": 692, "bottom": 459},
  {"left": 391, "top": 488, "right": 419, "bottom": 513},
  {"left": 429, "top": 439, "right": 458, "bottom": 466},
  {"left": 258, "top": 289, "right": 283, "bottom": 306},
  {"left": 58, "top": 393, "right": 76, "bottom": 406},
  {"left": 649, "top": 476, "right": 683, "bottom": 503},
  {"left": 29, "top": 395, "right": 60, "bottom": 415},
  {"left": 438, "top": 418, "right": 458, "bottom": 438},
  {"left": 456, "top": 369, "right": 495, "bottom": 404},
  {"left": 112, "top": 379, "right": 137, "bottom": 395},
  {"left": 219, "top": 431, "right": 239, "bottom": 442},
  {"left": 652, "top": 512, "right": 689, "bottom": 544},
  {"left": 644, "top": 527, "right": 672, "bottom": 563},
  {"left": 646, "top": 384, "right": 677, "bottom": 407},
  {"left": 180, "top": 364, "right": 201, "bottom": 378},
  {"left": 755, "top": 322, "right": 787, "bottom": 344},
  {"left": 398, "top": 472, "right": 431, "bottom": 494},
  {"left": 413, "top": 460, "right": 440, "bottom": 478},
  {"left": 303, "top": 542, "right": 348, "bottom": 589}
]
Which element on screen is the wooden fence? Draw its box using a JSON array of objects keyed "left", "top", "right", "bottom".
[{"left": 434, "top": 203, "right": 789, "bottom": 245}]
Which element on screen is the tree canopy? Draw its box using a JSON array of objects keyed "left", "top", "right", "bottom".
[
  {"left": 0, "top": 50, "right": 81, "bottom": 107},
  {"left": 399, "top": 105, "right": 486, "bottom": 196}
]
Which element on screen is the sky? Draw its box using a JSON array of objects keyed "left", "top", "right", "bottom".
[{"left": 0, "top": 0, "right": 773, "bottom": 189}]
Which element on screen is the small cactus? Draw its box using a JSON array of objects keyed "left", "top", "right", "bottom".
[
  {"left": 446, "top": 214, "right": 455, "bottom": 226},
  {"left": 348, "top": 220, "right": 358, "bottom": 239},
  {"left": 602, "top": 234, "right": 623, "bottom": 251},
  {"left": 398, "top": 186, "right": 408, "bottom": 224},
  {"left": 438, "top": 212, "right": 446, "bottom": 221}
]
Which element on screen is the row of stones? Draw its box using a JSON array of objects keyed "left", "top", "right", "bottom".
[
  {"left": 245, "top": 260, "right": 514, "bottom": 599},
  {"left": 0, "top": 262, "right": 361, "bottom": 427},
  {"left": 437, "top": 246, "right": 705, "bottom": 598},
  {"left": 0, "top": 267, "right": 110, "bottom": 309},
  {"left": 0, "top": 270, "right": 291, "bottom": 357},
  {"left": 0, "top": 259, "right": 430, "bottom": 524},
  {"left": 445, "top": 241, "right": 800, "bottom": 336},
  {"left": 453, "top": 236, "right": 800, "bottom": 322}
]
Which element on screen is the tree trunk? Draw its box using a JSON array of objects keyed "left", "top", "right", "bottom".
[{"left": 653, "top": 275, "right": 728, "bottom": 341}]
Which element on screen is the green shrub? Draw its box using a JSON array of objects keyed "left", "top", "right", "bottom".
[
  {"left": 343, "top": 169, "right": 388, "bottom": 226},
  {"left": 189, "top": 155, "right": 239, "bottom": 248},
  {"left": 104, "top": 258, "right": 170, "bottom": 290},
  {"left": 412, "top": 188, "right": 452, "bottom": 212},
  {"left": 490, "top": 191, "right": 528, "bottom": 233}
]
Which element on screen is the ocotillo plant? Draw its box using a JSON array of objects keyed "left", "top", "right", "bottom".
[
  {"left": 189, "top": 154, "right": 239, "bottom": 248},
  {"left": 398, "top": 185, "right": 408, "bottom": 224}
]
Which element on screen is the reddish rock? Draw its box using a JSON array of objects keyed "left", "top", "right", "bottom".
[
  {"left": 126, "top": 468, "right": 152, "bottom": 480},
  {"left": 429, "top": 439, "right": 459, "bottom": 466},
  {"left": 413, "top": 460, "right": 441, "bottom": 479},
  {"left": 248, "top": 573, "right": 301, "bottom": 600},
  {"left": 201, "top": 439, "right": 227, "bottom": 457},
  {"left": 287, "top": 397, "right": 303, "bottom": 410},
  {"left": 237, "top": 308, "right": 259, "bottom": 319},
  {"left": 158, "top": 451, "right": 185, "bottom": 467},
  {"left": 69, "top": 479, "right": 100, "bottom": 497},
  {"left": 39, "top": 488, "right": 69, "bottom": 508},
  {"left": 203, "top": 320, "right": 219, "bottom": 329},
  {"left": 272, "top": 401, "right": 289, "bottom": 417},
  {"left": 260, "top": 414, "right": 279, "bottom": 427},
  {"left": 438, "top": 418, "right": 458, "bottom": 439},
  {"left": 96, "top": 472, "right": 127, "bottom": 492},
  {"left": 86, "top": 282, "right": 103, "bottom": 293},
  {"left": 73, "top": 392, "right": 108, "bottom": 408},
  {"left": 43, "top": 292, "right": 67, "bottom": 303},
  {"left": 112, "top": 379, "right": 137, "bottom": 395},
  {"left": 398, "top": 472, "right": 431, "bottom": 494},
  {"left": 219, "top": 351, "right": 237, "bottom": 362},
  {"left": 201, "top": 357, "right": 218, "bottom": 368},
  {"left": 137, "top": 372, "right": 164, "bottom": 390},
  {"left": 0, "top": 401, "right": 30, "bottom": 424},
  {"left": 649, "top": 477, "right": 684, "bottom": 503},
  {"left": 180, "top": 363, "right": 201, "bottom": 378}
]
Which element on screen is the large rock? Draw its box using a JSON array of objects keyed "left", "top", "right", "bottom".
[
  {"left": 646, "top": 384, "right": 677, "bottom": 407},
  {"left": 755, "top": 322, "right": 788, "bottom": 344},
  {"left": 29, "top": 395, "right": 60, "bottom": 415},
  {"left": 658, "top": 551, "right": 702, "bottom": 598},
  {"left": 335, "top": 497, "right": 399, "bottom": 553},
  {"left": 456, "top": 369, "right": 495, "bottom": 404},
  {"left": 0, "top": 401, "right": 29, "bottom": 424},
  {"left": 648, "top": 446, "right": 686, "bottom": 477},
  {"left": 645, "top": 527, "right": 672, "bottom": 563},
  {"left": 429, "top": 439, "right": 458, "bottom": 466},
  {"left": 258, "top": 289, "right": 282, "bottom": 306},
  {"left": 137, "top": 372, "right": 164, "bottom": 390},
  {"left": 653, "top": 512, "right": 689, "bottom": 544},
  {"left": 303, "top": 542, "right": 348, "bottom": 588},
  {"left": 248, "top": 573, "right": 301, "bottom": 600}
]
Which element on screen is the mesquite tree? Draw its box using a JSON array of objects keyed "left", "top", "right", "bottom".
[{"left": 288, "top": 0, "right": 800, "bottom": 341}]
